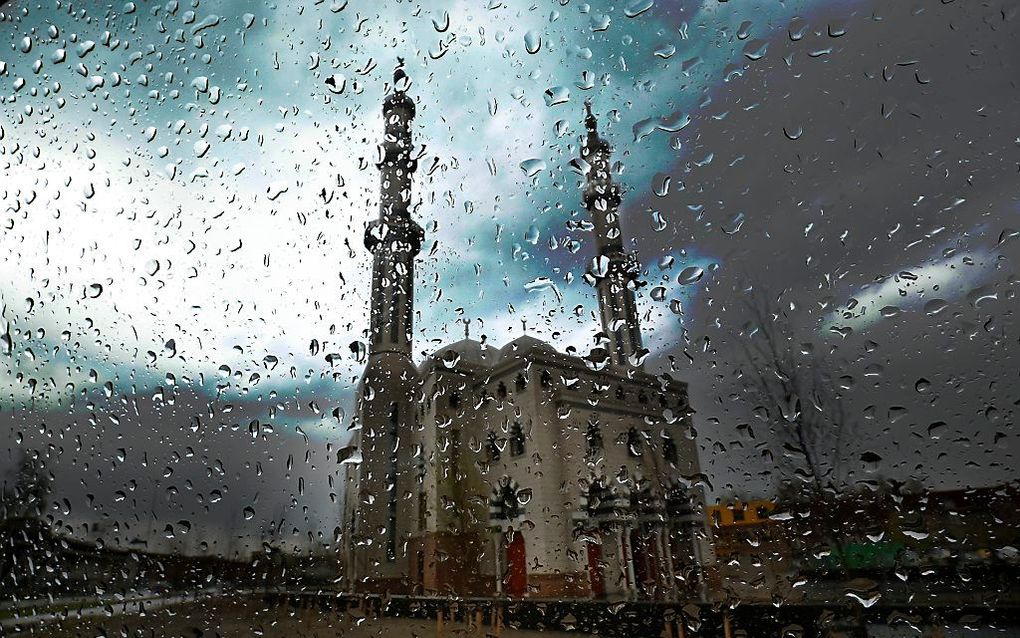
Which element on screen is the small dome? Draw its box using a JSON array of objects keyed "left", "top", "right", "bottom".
[{"left": 498, "top": 335, "right": 557, "bottom": 361}]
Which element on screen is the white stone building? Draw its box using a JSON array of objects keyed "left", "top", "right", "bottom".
[{"left": 341, "top": 63, "right": 711, "bottom": 601}]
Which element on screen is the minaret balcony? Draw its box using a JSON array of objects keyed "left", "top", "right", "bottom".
[
  {"left": 365, "top": 218, "right": 424, "bottom": 254},
  {"left": 587, "top": 251, "right": 641, "bottom": 281}
]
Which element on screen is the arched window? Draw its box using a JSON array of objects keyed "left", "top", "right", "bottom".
[
  {"left": 615, "top": 385, "right": 626, "bottom": 401},
  {"left": 540, "top": 370, "right": 552, "bottom": 389},
  {"left": 449, "top": 392, "right": 460, "bottom": 409},
  {"left": 497, "top": 382, "right": 508, "bottom": 399},
  {"left": 510, "top": 422, "right": 525, "bottom": 456},
  {"left": 586, "top": 420, "right": 603, "bottom": 457},
  {"left": 515, "top": 373, "right": 527, "bottom": 391},
  {"left": 490, "top": 477, "right": 524, "bottom": 521},
  {"left": 662, "top": 435, "right": 678, "bottom": 464},
  {"left": 626, "top": 427, "right": 642, "bottom": 457},
  {"left": 386, "top": 404, "right": 400, "bottom": 561},
  {"left": 733, "top": 505, "right": 746, "bottom": 523},
  {"left": 486, "top": 431, "right": 501, "bottom": 462}
]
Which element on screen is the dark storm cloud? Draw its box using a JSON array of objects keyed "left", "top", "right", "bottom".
[{"left": 638, "top": 1, "right": 1020, "bottom": 495}]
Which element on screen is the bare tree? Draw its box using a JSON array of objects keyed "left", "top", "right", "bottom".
[
  {"left": 2, "top": 451, "right": 52, "bottom": 521},
  {"left": 734, "top": 286, "right": 857, "bottom": 568},
  {"left": 1, "top": 450, "right": 54, "bottom": 588}
]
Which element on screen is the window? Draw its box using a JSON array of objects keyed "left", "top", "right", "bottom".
[
  {"left": 540, "top": 370, "right": 553, "bottom": 389},
  {"left": 662, "top": 436, "right": 678, "bottom": 464},
  {"left": 486, "top": 431, "right": 501, "bottom": 463},
  {"left": 509, "top": 422, "right": 525, "bottom": 457},
  {"left": 418, "top": 492, "right": 427, "bottom": 531},
  {"left": 386, "top": 404, "right": 399, "bottom": 562},
  {"left": 626, "top": 427, "right": 643, "bottom": 457},
  {"left": 497, "top": 382, "right": 508, "bottom": 399},
  {"left": 490, "top": 478, "right": 523, "bottom": 521},
  {"left": 586, "top": 420, "right": 603, "bottom": 457},
  {"left": 515, "top": 373, "right": 527, "bottom": 392}
]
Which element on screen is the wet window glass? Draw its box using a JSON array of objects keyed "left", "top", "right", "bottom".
[{"left": 1, "top": 1, "right": 1016, "bottom": 636}]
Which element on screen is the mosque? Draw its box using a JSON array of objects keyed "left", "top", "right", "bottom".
[{"left": 340, "top": 62, "right": 711, "bottom": 601}]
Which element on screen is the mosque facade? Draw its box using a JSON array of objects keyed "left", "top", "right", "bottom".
[{"left": 341, "top": 63, "right": 711, "bottom": 602}]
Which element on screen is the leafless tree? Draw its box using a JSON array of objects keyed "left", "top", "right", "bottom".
[
  {"left": 1, "top": 450, "right": 54, "bottom": 586},
  {"left": 734, "top": 286, "right": 857, "bottom": 567}
]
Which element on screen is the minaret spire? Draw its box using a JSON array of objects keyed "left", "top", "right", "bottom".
[
  {"left": 365, "top": 58, "right": 424, "bottom": 356},
  {"left": 580, "top": 100, "right": 644, "bottom": 368},
  {"left": 345, "top": 60, "right": 424, "bottom": 592}
]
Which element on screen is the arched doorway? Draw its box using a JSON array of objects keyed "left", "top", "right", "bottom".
[
  {"left": 630, "top": 527, "right": 659, "bottom": 599},
  {"left": 504, "top": 531, "right": 527, "bottom": 597}
]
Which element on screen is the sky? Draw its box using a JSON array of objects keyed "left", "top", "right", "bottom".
[{"left": 1, "top": 0, "right": 1017, "bottom": 555}]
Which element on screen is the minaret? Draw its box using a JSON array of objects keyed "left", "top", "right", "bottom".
[
  {"left": 347, "top": 59, "right": 423, "bottom": 592},
  {"left": 581, "top": 100, "right": 644, "bottom": 368},
  {"left": 367, "top": 58, "right": 424, "bottom": 355}
]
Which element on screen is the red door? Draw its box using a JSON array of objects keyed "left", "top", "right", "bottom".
[
  {"left": 504, "top": 531, "right": 527, "bottom": 597},
  {"left": 587, "top": 541, "right": 605, "bottom": 599},
  {"left": 630, "top": 529, "right": 659, "bottom": 598}
]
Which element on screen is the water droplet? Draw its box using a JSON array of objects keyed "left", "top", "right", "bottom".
[
  {"left": 677, "top": 266, "right": 704, "bottom": 285},
  {"left": 966, "top": 286, "right": 997, "bottom": 308},
  {"left": 524, "top": 30, "right": 542, "bottom": 54},
  {"left": 590, "top": 14, "right": 611, "bottom": 32},
  {"left": 432, "top": 11, "right": 450, "bottom": 32},
  {"left": 923, "top": 298, "right": 948, "bottom": 316},
  {"left": 520, "top": 158, "right": 547, "bottom": 177},
  {"left": 743, "top": 39, "right": 768, "bottom": 61},
  {"left": 722, "top": 212, "right": 745, "bottom": 235},
  {"left": 544, "top": 86, "right": 570, "bottom": 106},
  {"left": 624, "top": 0, "right": 654, "bottom": 18},
  {"left": 653, "top": 174, "right": 670, "bottom": 197},
  {"left": 441, "top": 350, "right": 461, "bottom": 369},
  {"left": 325, "top": 73, "right": 347, "bottom": 94},
  {"left": 653, "top": 44, "right": 676, "bottom": 59},
  {"left": 524, "top": 225, "right": 540, "bottom": 245}
]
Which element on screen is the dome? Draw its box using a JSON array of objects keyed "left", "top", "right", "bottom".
[
  {"left": 498, "top": 335, "right": 557, "bottom": 361},
  {"left": 421, "top": 338, "right": 498, "bottom": 371}
]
